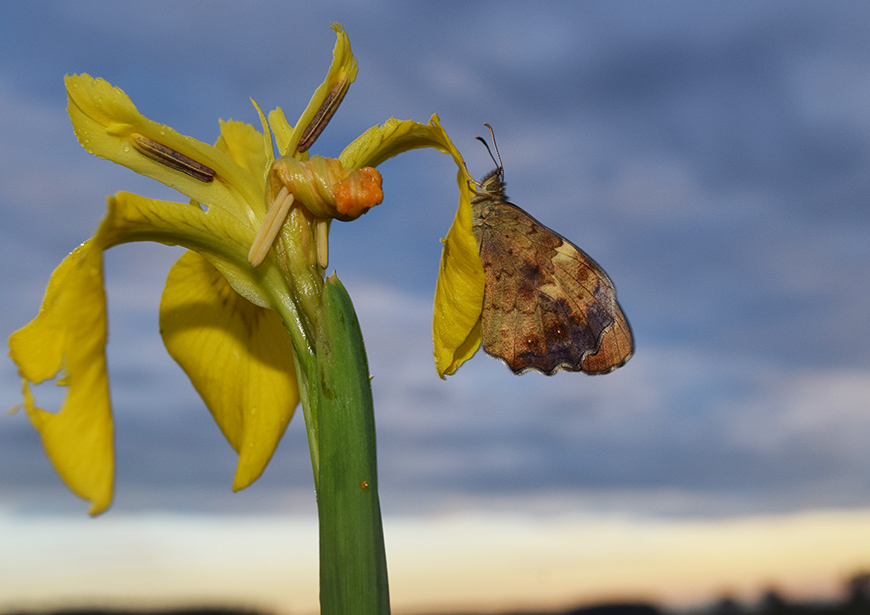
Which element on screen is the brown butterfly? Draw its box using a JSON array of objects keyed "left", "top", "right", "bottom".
[{"left": 471, "top": 125, "right": 633, "bottom": 375}]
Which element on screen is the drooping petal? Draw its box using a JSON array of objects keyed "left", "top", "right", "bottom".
[
  {"left": 8, "top": 241, "right": 114, "bottom": 515},
  {"left": 66, "top": 74, "right": 261, "bottom": 226},
  {"left": 7, "top": 180, "right": 305, "bottom": 513},
  {"left": 340, "top": 115, "right": 464, "bottom": 170},
  {"left": 160, "top": 251, "right": 299, "bottom": 490},
  {"left": 339, "top": 115, "right": 486, "bottom": 377},
  {"left": 97, "top": 191, "right": 284, "bottom": 310},
  {"left": 433, "top": 169, "right": 485, "bottom": 376},
  {"left": 6, "top": 185, "right": 279, "bottom": 514}
]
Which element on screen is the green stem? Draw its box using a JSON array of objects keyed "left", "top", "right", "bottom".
[
  {"left": 293, "top": 347, "right": 321, "bottom": 491},
  {"left": 315, "top": 274, "right": 390, "bottom": 615},
  {"left": 270, "top": 284, "right": 321, "bottom": 489}
]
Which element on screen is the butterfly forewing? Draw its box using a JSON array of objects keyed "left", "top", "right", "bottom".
[{"left": 471, "top": 169, "right": 632, "bottom": 375}]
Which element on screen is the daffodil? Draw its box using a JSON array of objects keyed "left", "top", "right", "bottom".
[{"left": 7, "top": 23, "right": 474, "bottom": 517}]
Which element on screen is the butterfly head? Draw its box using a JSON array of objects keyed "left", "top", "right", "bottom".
[{"left": 472, "top": 123, "right": 507, "bottom": 204}]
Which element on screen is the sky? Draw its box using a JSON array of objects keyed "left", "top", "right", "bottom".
[{"left": 2, "top": 1, "right": 870, "bottom": 613}]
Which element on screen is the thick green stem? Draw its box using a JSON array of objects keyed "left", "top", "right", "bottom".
[{"left": 315, "top": 274, "right": 390, "bottom": 615}]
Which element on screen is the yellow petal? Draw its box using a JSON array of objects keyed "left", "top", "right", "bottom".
[
  {"left": 98, "top": 191, "right": 284, "bottom": 310},
  {"left": 159, "top": 251, "right": 299, "bottom": 490},
  {"left": 8, "top": 241, "right": 114, "bottom": 515},
  {"left": 216, "top": 117, "right": 270, "bottom": 185},
  {"left": 268, "top": 107, "right": 294, "bottom": 156},
  {"left": 433, "top": 169, "right": 485, "bottom": 377},
  {"left": 287, "top": 23, "right": 358, "bottom": 155},
  {"left": 340, "top": 115, "right": 465, "bottom": 170},
  {"left": 7, "top": 185, "right": 297, "bottom": 513},
  {"left": 66, "top": 74, "right": 261, "bottom": 223}
]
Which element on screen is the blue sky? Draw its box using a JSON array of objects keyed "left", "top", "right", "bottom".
[
  {"left": 2, "top": 2, "right": 870, "bottom": 609},
  {"left": 3, "top": 0, "right": 870, "bottom": 517}
]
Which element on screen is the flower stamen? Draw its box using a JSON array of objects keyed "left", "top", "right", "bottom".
[
  {"left": 297, "top": 71, "right": 351, "bottom": 153},
  {"left": 130, "top": 133, "right": 215, "bottom": 183},
  {"left": 248, "top": 185, "right": 295, "bottom": 267}
]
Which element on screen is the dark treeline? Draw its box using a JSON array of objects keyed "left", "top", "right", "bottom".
[{"left": 4, "top": 573, "right": 869, "bottom": 615}]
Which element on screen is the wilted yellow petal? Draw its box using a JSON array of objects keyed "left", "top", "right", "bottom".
[
  {"left": 159, "top": 251, "right": 299, "bottom": 490},
  {"left": 8, "top": 241, "right": 114, "bottom": 515}
]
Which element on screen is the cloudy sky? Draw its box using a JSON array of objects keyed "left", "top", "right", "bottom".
[{"left": 2, "top": 1, "right": 870, "bottom": 613}]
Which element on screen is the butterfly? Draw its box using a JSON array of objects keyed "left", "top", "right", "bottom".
[{"left": 470, "top": 125, "right": 633, "bottom": 375}]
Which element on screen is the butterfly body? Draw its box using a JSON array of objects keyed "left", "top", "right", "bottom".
[{"left": 471, "top": 167, "right": 633, "bottom": 375}]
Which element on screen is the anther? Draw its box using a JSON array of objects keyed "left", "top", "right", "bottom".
[
  {"left": 131, "top": 133, "right": 215, "bottom": 183},
  {"left": 297, "top": 72, "right": 350, "bottom": 153},
  {"left": 248, "top": 186, "right": 295, "bottom": 267}
]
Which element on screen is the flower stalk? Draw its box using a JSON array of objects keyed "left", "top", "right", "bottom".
[{"left": 317, "top": 275, "right": 389, "bottom": 614}]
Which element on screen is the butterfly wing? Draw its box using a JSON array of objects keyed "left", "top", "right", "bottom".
[
  {"left": 473, "top": 199, "right": 632, "bottom": 375},
  {"left": 578, "top": 301, "right": 632, "bottom": 374}
]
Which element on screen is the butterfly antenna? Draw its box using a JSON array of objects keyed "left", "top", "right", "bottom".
[
  {"left": 476, "top": 123, "right": 504, "bottom": 172},
  {"left": 484, "top": 123, "right": 503, "bottom": 169}
]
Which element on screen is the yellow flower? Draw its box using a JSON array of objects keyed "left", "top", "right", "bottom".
[
  {"left": 7, "top": 24, "right": 457, "bottom": 515},
  {"left": 8, "top": 18, "right": 490, "bottom": 514}
]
